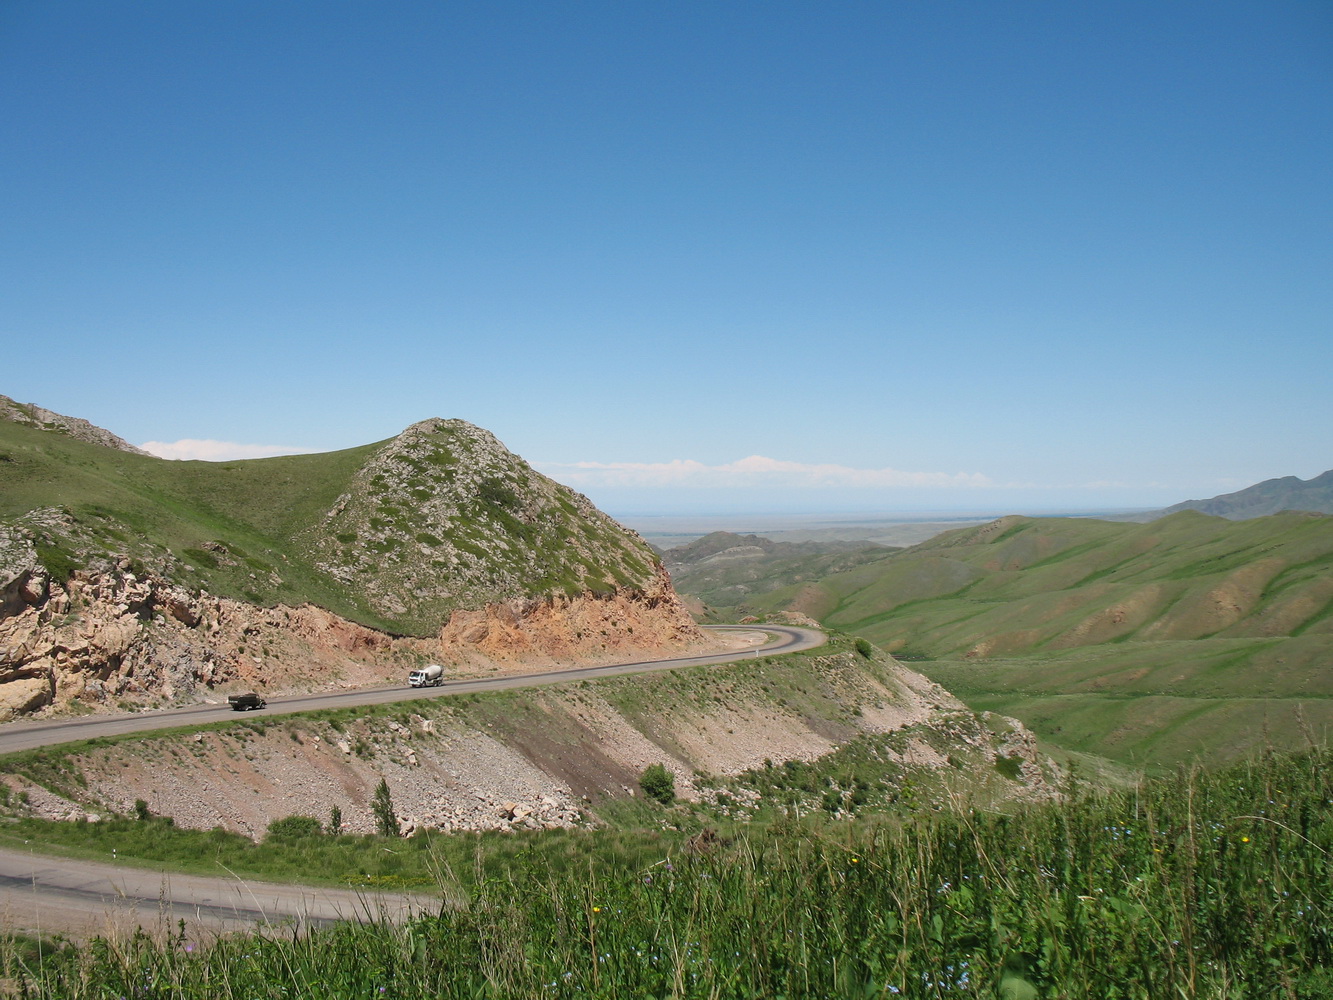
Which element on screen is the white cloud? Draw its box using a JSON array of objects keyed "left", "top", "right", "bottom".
[
  {"left": 139, "top": 439, "right": 316, "bottom": 462},
  {"left": 535, "top": 455, "right": 993, "bottom": 490}
]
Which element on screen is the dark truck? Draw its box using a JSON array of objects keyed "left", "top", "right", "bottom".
[{"left": 227, "top": 692, "right": 267, "bottom": 711}]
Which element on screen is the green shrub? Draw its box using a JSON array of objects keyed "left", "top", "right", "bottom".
[
  {"left": 854, "top": 637, "right": 874, "bottom": 659},
  {"left": 265, "top": 815, "right": 323, "bottom": 840},
  {"left": 35, "top": 544, "right": 80, "bottom": 583},
  {"left": 994, "top": 753, "right": 1023, "bottom": 780},
  {"left": 639, "top": 763, "right": 676, "bottom": 805}
]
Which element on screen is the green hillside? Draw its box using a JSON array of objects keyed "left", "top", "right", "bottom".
[
  {"left": 0, "top": 415, "right": 659, "bottom": 636},
  {"left": 664, "top": 531, "right": 892, "bottom": 612},
  {"left": 743, "top": 510, "right": 1333, "bottom": 768}
]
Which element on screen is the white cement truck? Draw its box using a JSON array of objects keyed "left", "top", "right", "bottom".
[{"left": 408, "top": 664, "right": 445, "bottom": 688}]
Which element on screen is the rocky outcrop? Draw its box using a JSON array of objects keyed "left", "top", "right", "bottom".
[
  {"left": 0, "top": 531, "right": 717, "bottom": 720},
  {"left": 0, "top": 394, "right": 150, "bottom": 455},
  {"left": 438, "top": 565, "right": 700, "bottom": 664}
]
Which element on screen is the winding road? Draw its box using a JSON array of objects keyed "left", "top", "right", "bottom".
[{"left": 0, "top": 624, "right": 825, "bottom": 937}]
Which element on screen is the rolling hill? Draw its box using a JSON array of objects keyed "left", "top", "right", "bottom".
[{"left": 731, "top": 510, "right": 1333, "bottom": 767}]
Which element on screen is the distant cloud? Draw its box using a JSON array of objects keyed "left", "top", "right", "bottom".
[
  {"left": 536, "top": 456, "right": 992, "bottom": 490},
  {"left": 139, "top": 439, "right": 315, "bottom": 462}
]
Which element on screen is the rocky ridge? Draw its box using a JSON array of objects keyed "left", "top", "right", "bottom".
[{"left": 0, "top": 394, "right": 150, "bottom": 455}]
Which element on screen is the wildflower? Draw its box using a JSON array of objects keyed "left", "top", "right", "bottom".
[
  {"left": 1241, "top": 836, "right": 1250, "bottom": 843},
  {"left": 593, "top": 906, "right": 602, "bottom": 913},
  {"left": 851, "top": 857, "right": 860, "bottom": 864}
]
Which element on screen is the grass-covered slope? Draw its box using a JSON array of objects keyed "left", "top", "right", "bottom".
[
  {"left": 664, "top": 530, "right": 892, "bottom": 612},
  {"left": 7, "top": 745, "right": 1332, "bottom": 998},
  {"left": 744, "top": 511, "right": 1333, "bottom": 767},
  {"left": 0, "top": 415, "right": 659, "bottom": 636}
]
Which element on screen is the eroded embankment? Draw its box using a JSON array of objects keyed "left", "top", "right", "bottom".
[
  {"left": 0, "top": 535, "right": 715, "bottom": 720},
  {"left": 0, "top": 638, "right": 1059, "bottom": 839}
]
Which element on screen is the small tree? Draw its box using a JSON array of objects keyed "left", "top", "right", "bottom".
[
  {"left": 639, "top": 763, "right": 676, "bottom": 806},
  {"left": 372, "top": 778, "right": 400, "bottom": 837},
  {"left": 328, "top": 804, "right": 343, "bottom": 835}
]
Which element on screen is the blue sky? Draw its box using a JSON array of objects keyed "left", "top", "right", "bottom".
[{"left": 4, "top": 1, "right": 1330, "bottom": 514}]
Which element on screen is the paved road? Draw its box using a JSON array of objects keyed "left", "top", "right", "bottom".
[
  {"left": 0, "top": 624, "right": 824, "bottom": 937},
  {"left": 0, "top": 624, "right": 824, "bottom": 755},
  {"left": 0, "top": 845, "right": 437, "bottom": 940}
]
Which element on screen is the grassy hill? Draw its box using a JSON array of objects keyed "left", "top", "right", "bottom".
[
  {"left": 0, "top": 414, "right": 659, "bottom": 636},
  {"left": 663, "top": 531, "right": 892, "bottom": 612},
  {"left": 740, "top": 510, "right": 1333, "bottom": 768}
]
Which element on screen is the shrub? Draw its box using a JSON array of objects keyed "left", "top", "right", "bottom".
[
  {"left": 639, "top": 763, "right": 676, "bottom": 805},
  {"left": 994, "top": 754, "right": 1024, "bottom": 781},
  {"left": 854, "top": 638, "right": 874, "bottom": 659},
  {"left": 266, "top": 815, "right": 323, "bottom": 840},
  {"left": 35, "top": 543, "right": 80, "bottom": 583}
]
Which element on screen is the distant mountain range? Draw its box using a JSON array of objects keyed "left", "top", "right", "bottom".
[{"left": 1124, "top": 469, "right": 1333, "bottom": 521}]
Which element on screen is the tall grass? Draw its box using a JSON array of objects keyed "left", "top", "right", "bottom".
[{"left": 6, "top": 746, "right": 1333, "bottom": 998}]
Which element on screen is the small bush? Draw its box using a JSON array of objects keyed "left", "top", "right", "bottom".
[
  {"left": 854, "top": 638, "right": 874, "bottom": 659},
  {"left": 182, "top": 547, "right": 219, "bottom": 569},
  {"left": 639, "top": 763, "right": 676, "bottom": 805},
  {"left": 994, "top": 754, "right": 1024, "bottom": 781},
  {"left": 266, "top": 815, "right": 323, "bottom": 840},
  {"left": 35, "top": 543, "right": 80, "bottom": 583}
]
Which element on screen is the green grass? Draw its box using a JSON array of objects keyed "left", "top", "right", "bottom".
[{"left": 6, "top": 745, "right": 1333, "bottom": 998}]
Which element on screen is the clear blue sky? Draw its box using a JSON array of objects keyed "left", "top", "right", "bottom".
[{"left": 4, "top": 1, "right": 1330, "bottom": 514}]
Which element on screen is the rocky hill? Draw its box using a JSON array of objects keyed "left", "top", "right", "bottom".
[{"left": 0, "top": 402, "right": 707, "bottom": 719}]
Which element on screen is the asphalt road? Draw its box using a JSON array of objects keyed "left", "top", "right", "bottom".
[
  {"left": 0, "top": 844, "right": 438, "bottom": 940},
  {"left": 0, "top": 624, "right": 825, "bottom": 937},
  {"left": 0, "top": 624, "right": 824, "bottom": 755}
]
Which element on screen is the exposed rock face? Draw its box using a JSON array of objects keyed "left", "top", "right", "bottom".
[
  {"left": 438, "top": 565, "right": 699, "bottom": 664},
  {"left": 0, "top": 395, "right": 150, "bottom": 455},
  {"left": 0, "top": 517, "right": 714, "bottom": 719}
]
